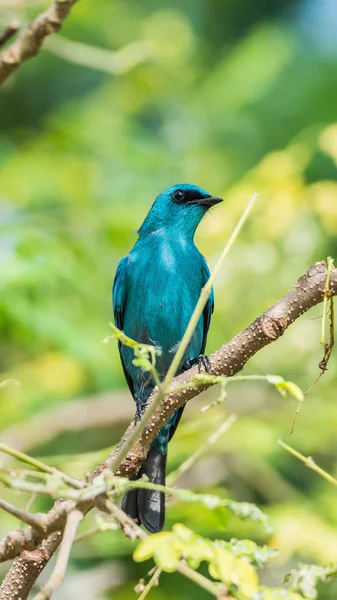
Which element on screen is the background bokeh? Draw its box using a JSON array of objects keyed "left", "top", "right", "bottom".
[{"left": 1, "top": 0, "right": 337, "bottom": 597}]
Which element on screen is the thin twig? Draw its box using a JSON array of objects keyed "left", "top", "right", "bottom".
[
  {"left": 320, "top": 257, "right": 334, "bottom": 344},
  {"left": 0, "top": 498, "right": 46, "bottom": 531},
  {"left": 74, "top": 526, "right": 102, "bottom": 544},
  {"left": 278, "top": 440, "right": 337, "bottom": 487},
  {"left": 167, "top": 415, "right": 237, "bottom": 485},
  {"left": 0, "top": 442, "right": 84, "bottom": 489},
  {"left": 45, "top": 36, "right": 152, "bottom": 74},
  {"left": 0, "top": 21, "right": 20, "bottom": 48},
  {"left": 138, "top": 567, "right": 161, "bottom": 600},
  {"left": 33, "top": 510, "right": 83, "bottom": 600},
  {"left": 0, "top": 379, "right": 20, "bottom": 388},
  {"left": 291, "top": 257, "right": 335, "bottom": 433}
]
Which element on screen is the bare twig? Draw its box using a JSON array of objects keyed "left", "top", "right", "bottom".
[
  {"left": 138, "top": 567, "right": 161, "bottom": 600},
  {"left": 33, "top": 510, "right": 83, "bottom": 600},
  {"left": 0, "top": 20, "right": 20, "bottom": 48},
  {"left": 0, "top": 0, "right": 80, "bottom": 85},
  {"left": 166, "top": 415, "right": 237, "bottom": 485},
  {"left": 44, "top": 36, "right": 153, "bottom": 74},
  {"left": 0, "top": 442, "right": 84, "bottom": 489},
  {"left": 0, "top": 498, "right": 47, "bottom": 531},
  {"left": 291, "top": 257, "right": 335, "bottom": 433},
  {"left": 0, "top": 390, "right": 131, "bottom": 463},
  {"left": 0, "top": 500, "right": 76, "bottom": 563}
]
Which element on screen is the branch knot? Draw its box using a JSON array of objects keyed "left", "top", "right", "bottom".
[{"left": 261, "top": 315, "right": 287, "bottom": 340}]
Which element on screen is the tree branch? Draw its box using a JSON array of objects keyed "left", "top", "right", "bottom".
[
  {"left": 0, "top": 260, "right": 335, "bottom": 599},
  {"left": 0, "top": 0, "right": 80, "bottom": 85},
  {"left": 0, "top": 498, "right": 48, "bottom": 531},
  {"left": 0, "top": 21, "right": 20, "bottom": 48},
  {"left": 0, "top": 532, "right": 62, "bottom": 600},
  {"left": 33, "top": 510, "right": 83, "bottom": 600},
  {"left": 0, "top": 500, "right": 76, "bottom": 562},
  {"left": 94, "top": 261, "right": 336, "bottom": 479}
]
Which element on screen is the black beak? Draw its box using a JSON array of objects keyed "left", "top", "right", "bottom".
[{"left": 187, "top": 196, "right": 223, "bottom": 208}]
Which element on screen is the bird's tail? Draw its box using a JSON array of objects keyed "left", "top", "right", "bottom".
[{"left": 121, "top": 446, "right": 166, "bottom": 534}]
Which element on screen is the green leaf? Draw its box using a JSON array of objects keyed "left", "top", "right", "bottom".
[
  {"left": 267, "top": 375, "right": 304, "bottom": 402},
  {"left": 133, "top": 532, "right": 171, "bottom": 562},
  {"left": 284, "top": 381, "right": 305, "bottom": 402},
  {"left": 209, "top": 547, "right": 258, "bottom": 595},
  {"left": 155, "top": 543, "right": 181, "bottom": 572},
  {"left": 172, "top": 523, "right": 195, "bottom": 541}
]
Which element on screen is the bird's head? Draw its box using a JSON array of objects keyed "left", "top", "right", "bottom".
[{"left": 138, "top": 183, "right": 223, "bottom": 238}]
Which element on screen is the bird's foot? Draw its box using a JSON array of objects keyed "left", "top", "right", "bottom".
[
  {"left": 185, "top": 354, "right": 211, "bottom": 374},
  {"left": 134, "top": 403, "right": 146, "bottom": 425}
]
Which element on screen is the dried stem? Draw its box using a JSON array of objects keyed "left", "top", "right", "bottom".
[
  {"left": 0, "top": 442, "right": 84, "bottom": 489},
  {"left": 33, "top": 510, "right": 83, "bottom": 600},
  {"left": 45, "top": 36, "right": 152, "bottom": 74},
  {"left": 167, "top": 415, "right": 237, "bottom": 485},
  {"left": 0, "top": 20, "right": 20, "bottom": 48},
  {"left": 0, "top": 498, "right": 46, "bottom": 531},
  {"left": 138, "top": 567, "right": 161, "bottom": 600}
]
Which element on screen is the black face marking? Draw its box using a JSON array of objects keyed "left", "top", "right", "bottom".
[{"left": 172, "top": 188, "right": 211, "bottom": 205}]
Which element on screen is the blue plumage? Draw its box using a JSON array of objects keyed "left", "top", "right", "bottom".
[{"left": 113, "top": 183, "right": 222, "bottom": 532}]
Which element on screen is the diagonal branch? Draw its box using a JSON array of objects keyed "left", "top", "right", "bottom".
[
  {"left": 0, "top": 498, "right": 48, "bottom": 531},
  {"left": 0, "top": 0, "right": 80, "bottom": 85},
  {"left": 33, "top": 509, "right": 83, "bottom": 600},
  {"left": 94, "top": 261, "right": 336, "bottom": 480},
  {"left": 0, "top": 20, "right": 20, "bottom": 48},
  {"left": 0, "top": 260, "right": 336, "bottom": 599}
]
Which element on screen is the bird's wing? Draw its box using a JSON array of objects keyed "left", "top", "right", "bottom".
[
  {"left": 200, "top": 259, "right": 214, "bottom": 355},
  {"left": 112, "top": 256, "right": 135, "bottom": 398},
  {"left": 112, "top": 256, "right": 127, "bottom": 330}
]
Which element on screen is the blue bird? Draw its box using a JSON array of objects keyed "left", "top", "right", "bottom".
[{"left": 112, "top": 183, "right": 222, "bottom": 532}]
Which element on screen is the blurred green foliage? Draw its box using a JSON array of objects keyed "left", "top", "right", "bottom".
[{"left": 1, "top": 0, "right": 337, "bottom": 598}]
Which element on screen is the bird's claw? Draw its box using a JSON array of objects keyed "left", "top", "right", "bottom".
[
  {"left": 134, "top": 403, "right": 146, "bottom": 425},
  {"left": 197, "top": 354, "right": 211, "bottom": 373},
  {"left": 186, "top": 354, "right": 211, "bottom": 374}
]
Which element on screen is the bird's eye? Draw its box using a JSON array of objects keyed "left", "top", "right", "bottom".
[{"left": 173, "top": 189, "right": 185, "bottom": 203}]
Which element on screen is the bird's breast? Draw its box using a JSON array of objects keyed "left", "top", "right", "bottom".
[{"left": 123, "top": 241, "right": 204, "bottom": 371}]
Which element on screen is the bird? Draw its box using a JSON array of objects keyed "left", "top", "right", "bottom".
[{"left": 112, "top": 183, "right": 222, "bottom": 533}]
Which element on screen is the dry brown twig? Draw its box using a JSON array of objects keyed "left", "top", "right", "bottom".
[
  {"left": 291, "top": 257, "right": 335, "bottom": 433},
  {"left": 0, "top": 21, "right": 20, "bottom": 48},
  {"left": 0, "top": 0, "right": 80, "bottom": 85},
  {"left": 0, "top": 260, "right": 336, "bottom": 599}
]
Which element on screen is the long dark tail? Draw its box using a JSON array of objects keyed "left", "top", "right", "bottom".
[{"left": 121, "top": 446, "right": 166, "bottom": 533}]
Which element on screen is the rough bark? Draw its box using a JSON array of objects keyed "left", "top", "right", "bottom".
[{"left": 0, "top": 0, "right": 80, "bottom": 85}]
